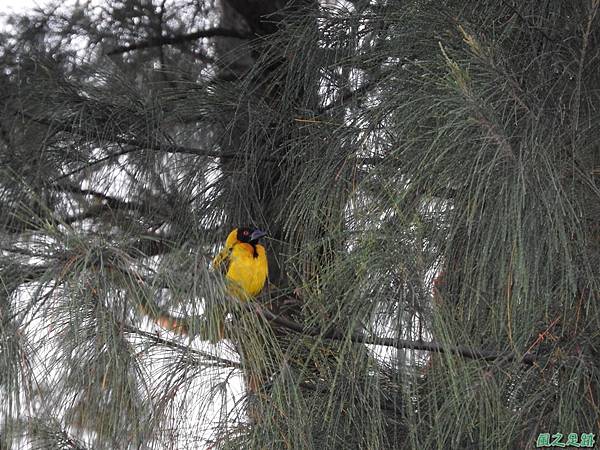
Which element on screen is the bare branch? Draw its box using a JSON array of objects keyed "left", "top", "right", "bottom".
[{"left": 107, "top": 28, "right": 253, "bottom": 56}]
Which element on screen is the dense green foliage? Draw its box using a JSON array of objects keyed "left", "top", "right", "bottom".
[{"left": 1, "top": 0, "right": 599, "bottom": 448}]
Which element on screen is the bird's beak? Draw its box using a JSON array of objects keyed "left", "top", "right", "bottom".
[{"left": 250, "top": 229, "right": 267, "bottom": 242}]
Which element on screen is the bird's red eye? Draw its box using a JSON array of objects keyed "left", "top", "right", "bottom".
[{"left": 243, "top": 230, "right": 249, "bottom": 236}]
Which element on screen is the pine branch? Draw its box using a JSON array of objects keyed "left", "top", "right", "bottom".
[
  {"left": 127, "top": 234, "right": 179, "bottom": 258},
  {"left": 50, "top": 182, "right": 172, "bottom": 222},
  {"left": 107, "top": 28, "right": 253, "bottom": 56},
  {"left": 48, "top": 137, "right": 279, "bottom": 183},
  {"left": 21, "top": 113, "right": 273, "bottom": 184},
  {"left": 138, "top": 288, "right": 536, "bottom": 365},
  {"left": 253, "top": 303, "right": 537, "bottom": 365},
  {"left": 122, "top": 324, "right": 240, "bottom": 369},
  {"left": 319, "top": 79, "right": 377, "bottom": 113},
  {"left": 499, "top": 0, "right": 556, "bottom": 43}
]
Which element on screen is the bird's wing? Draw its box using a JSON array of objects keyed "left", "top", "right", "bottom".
[{"left": 212, "top": 246, "right": 232, "bottom": 274}]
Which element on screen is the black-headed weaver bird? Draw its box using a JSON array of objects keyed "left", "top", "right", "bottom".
[
  {"left": 210, "top": 226, "right": 268, "bottom": 340},
  {"left": 138, "top": 226, "right": 268, "bottom": 341},
  {"left": 212, "top": 227, "right": 270, "bottom": 403},
  {"left": 212, "top": 227, "right": 269, "bottom": 299}
]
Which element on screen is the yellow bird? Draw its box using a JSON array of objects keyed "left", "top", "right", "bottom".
[
  {"left": 210, "top": 227, "right": 268, "bottom": 340},
  {"left": 141, "top": 227, "right": 268, "bottom": 340},
  {"left": 213, "top": 227, "right": 269, "bottom": 297}
]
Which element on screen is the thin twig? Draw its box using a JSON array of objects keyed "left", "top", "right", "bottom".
[
  {"left": 122, "top": 324, "right": 241, "bottom": 368},
  {"left": 499, "top": 0, "right": 555, "bottom": 43}
]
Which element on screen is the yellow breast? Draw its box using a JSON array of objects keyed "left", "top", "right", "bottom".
[{"left": 225, "top": 243, "right": 268, "bottom": 299}]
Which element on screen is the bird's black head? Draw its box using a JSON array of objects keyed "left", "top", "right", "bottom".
[{"left": 237, "top": 227, "right": 267, "bottom": 244}]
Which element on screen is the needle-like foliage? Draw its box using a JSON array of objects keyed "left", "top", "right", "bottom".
[{"left": 0, "top": 0, "right": 599, "bottom": 449}]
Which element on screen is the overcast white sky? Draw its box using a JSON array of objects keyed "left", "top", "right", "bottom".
[{"left": 0, "top": 0, "right": 40, "bottom": 14}]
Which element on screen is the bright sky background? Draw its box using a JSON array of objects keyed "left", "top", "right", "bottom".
[{"left": 0, "top": 0, "right": 40, "bottom": 14}]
